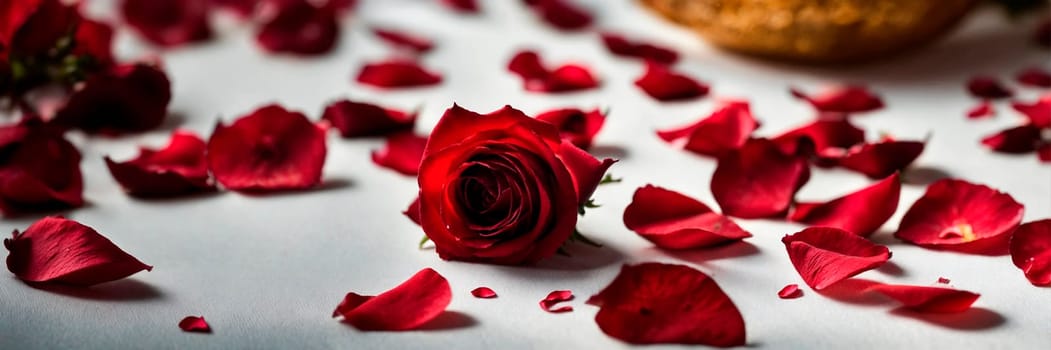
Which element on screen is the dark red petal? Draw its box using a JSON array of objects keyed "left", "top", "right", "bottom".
[
  {"left": 105, "top": 130, "right": 215, "bottom": 197},
  {"left": 73, "top": 18, "right": 115, "bottom": 67},
  {"left": 711, "top": 138, "right": 810, "bottom": 219},
  {"left": 471, "top": 286, "right": 497, "bottom": 298},
  {"left": 540, "top": 290, "right": 574, "bottom": 313},
  {"left": 599, "top": 32, "right": 678, "bottom": 64},
  {"left": 178, "top": 316, "right": 211, "bottom": 333},
  {"left": 1010, "top": 219, "right": 1051, "bottom": 286},
  {"left": 782, "top": 227, "right": 891, "bottom": 290},
  {"left": 1039, "top": 144, "right": 1051, "bottom": 163},
  {"left": 657, "top": 100, "right": 758, "bottom": 158},
  {"left": 587, "top": 263, "right": 745, "bottom": 346},
  {"left": 789, "top": 173, "right": 901, "bottom": 237},
  {"left": 121, "top": 0, "right": 212, "bottom": 47},
  {"left": 372, "top": 28, "right": 434, "bottom": 53},
  {"left": 981, "top": 125, "right": 1042, "bottom": 154},
  {"left": 4, "top": 217, "right": 151, "bottom": 286},
  {"left": 371, "top": 133, "right": 427, "bottom": 176},
  {"left": 777, "top": 284, "right": 802, "bottom": 299},
  {"left": 321, "top": 99, "right": 416, "bottom": 138},
  {"left": 836, "top": 138, "right": 925, "bottom": 179},
  {"left": 534, "top": 108, "right": 605, "bottom": 150},
  {"left": 356, "top": 59, "right": 443, "bottom": 88},
  {"left": 1016, "top": 67, "right": 1051, "bottom": 88},
  {"left": 527, "top": 0, "right": 591, "bottom": 31},
  {"left": 507, "top": 50, "right": 598, "bottom": 93},
  {"left": 624, "top": 185, "right": 751, "bottom": 249},
  {"left": 966, "top": 101, "right": 996, "bottom": 119},
  {"left": 209, "top": 0, "right": 258, "bottom": 17},
  {"left": 634, "top": 62, "right": 708, "bottom": 102},
  {"left": 966, "top": 76, "right": 1014, "bottom": 99},
  {"left": 403, "top": 196, "right": 422, "bottom": 226},
  {"left": 896, "top": 179, "right": 1024, "bottom": 254},
  {"left": 868, "top": 284, "right": 980, "bottom": 313},
  {"left": 207, "top": 104, "right": 327, "bottom": 192},
  {"left": 1011, "top": 94, "right": 1051, "bottom": 128},
  {"left": 333, "top": 268, "right": 452, "bottom": 331},
  {"left": 790, "top": 85, "right": 884, "bottom": 113},
  {"left": 256, "top": 0, "right": 339, "bottom": 55},
  {"left": 772, "top": 118, "right": 865, "bottom": 160},
  {"left": 507, "top": 50, "right": 548, "bottom": 80},
  {"left": 441, "top": 0, "right": 479, "bottom": 13},
  {"left": 0, "top": 122, "right": 83, "bottom": 215},
  {"left": 556, "top": 142, "right": 615, "bottom": 206},
  {"left": 51, "top": 63, "right": 171, "bottom": 135}
]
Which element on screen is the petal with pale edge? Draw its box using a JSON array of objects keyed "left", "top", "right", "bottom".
[
  {"left": 789, "top": 173, "right": 901, "bottom": 237},
  {"left": 5, "top": 217, "right": 151, "bottom": 286},
  {"left": 868, "top": 284, "right": 980, "bottom": 313},
  {"left": 624, "top": 185, "right": 751, "bottom": 249},
  {"left": 782, "top": 227, "right": 891, "bottom": 290},
  {"left": 471, "top": 287, "right": 497, "bottom": 298},
  {"left": 896, "top": 179, "right": 1024, "bottom": 254},
  {"left": 333, "top": 268, "right": 452, "bottom": 331},
  {"left": 711, "top": 138, "right": 810, "bottom": 219},
  {"left": 1010, "top": 219, "right": 1051, "bottom": 286}
]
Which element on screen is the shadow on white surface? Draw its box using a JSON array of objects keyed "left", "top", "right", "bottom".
[
  {"left": 414, "top": 311, "right": 478, "bottom": 331},
  {"left": 889, "top": 307, "right": 1006, "bottom": 331},
  {"left": 816, "top": 279, "right": 889, "bottom": 307},
  {"left": 876, "top": 261, "right": 907, "bottom": 277},
  {"left": 902, "top": 166, "right": 955, "bottom": 186},
  {"left": 27, "top": 278, "right": 164, "bottom": 302},
  {"left": 656, "top": 241, "right": 761, "bottom": 263}
]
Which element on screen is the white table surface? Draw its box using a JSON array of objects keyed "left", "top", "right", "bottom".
[{"left": 2, "top": 1, "right": 1050, "bottom": 349}]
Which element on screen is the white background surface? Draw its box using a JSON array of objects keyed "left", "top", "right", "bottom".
[{"left": 2, "top": 1, "right": 1050, "bottom": 349}]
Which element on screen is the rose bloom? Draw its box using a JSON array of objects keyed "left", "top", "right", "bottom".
[{"left": 412, "top": 105, "right": 613, "bottom": 265}]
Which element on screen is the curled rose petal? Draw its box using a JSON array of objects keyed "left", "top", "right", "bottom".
[
  {"left": 624, "top": 185, "right": 751, "bottom": 249},
  {"left": 778, "top": 284, "right": 802, "bottom": 299},
  {"left": 333, "top": 268, "right": 452, "bottom": 331},
  {"left": 1010, "top": 219, "right": 1051, "bottom": 286},
  {"left": 471, "top": 286, "right": 497, "bottom": 298},
  {"left": 981, "top": 125, "right": 1042, "bottom": 154},
  {"left": 525, "top": 0, "right": 591, "bottom": 31},
  {"left": 120, "top": 0, "right": 212, "bottom": 47},
  {"left": 178, "top": 316, "right": 211, "bottom": 333},
  {"left": 587, "top": 263, "right": 745, "bottom": 346},
  {"left": 540, "top": 290, "right": 574, "bottom": 313},
  {"left": 441, "top": 0, "right": 479, "bottom": 13},
  {"left": 1016, "top": 67, "right": 1051, "bottom": 88},
  {"left": 356, "top": 59, "right": 443, "bottom": 89},
  {"left": 105, "top": 130, "right": 215, "bottom": 198},
  {"left": 372, "top": 28, "right": 434, "bottom": 53},
  {"left": 657, "top": 100, "right": 758, "bottom": 158},
  {"left": 321, "top": 99, "right": 416, "bottom": 138},
  {"left": 207, "top": 104, "right": 327, "bottom": 192},
  {"left": 556, "top": 142, "right": 615, "bottom": 206},
  {"left": 0, "top": 121, "right": 83, "bottom": 215},
  {"left": 535, "top": 108, "right": 605, "bottom": 150},
  {"left": 507, "top": 50, "right": 598, "bottom": 93},
  {"left": 599, "top": 32, "right": 678, "bottom": 64},
  {"left": 1011, "top": 94, "right": 1051, "bottom": 128},
  {"left": 896, "top": 179, "right": 1024, "bottom": 254},
  {"left": 836, "top": 138, "right": 925, "bottom": 179},
  {"left": 966, "top": 101, "right": 995, "bottom": 119},
  {"left": 790, "top": 85, "right": 884, "bottom": 114},
  {"left": 371, "top": 133, "right": 428, "bottom": 176},
  {"left": 966, "top": 76, "right": 1013, "bottom": 99},
  {"left": 782, "top": 227, "right": 891, "bottom": 290},
  {"left": 51, "top": 63, "right": 171, "bottom": 135},
  {"left": 789, "top": 173, "right": 901, "bottom": 237},
  {"left": 711, "top": 138, "right": 810, "bottom": 219},
  {"left": 772, "top": 118, "right": 865, "bottom": 161},
  {"left": 868, "top": 283, "right": 980, "bottom": 313},
  {"left": 5, "top": 217, "right": 151, "bottom": 286},
  {"left": 634, "top": 61, "right": 708, "bottom": 102},
  {"left": 256, "top": 0, "right": 339, "bottom": 55}
]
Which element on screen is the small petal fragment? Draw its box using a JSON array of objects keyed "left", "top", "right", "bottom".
[
  {"left": 5, "top": 217, "right": 152, "bottom": 286},
  {"left": 657, "top": 100, "right": 758, "bottom": 158},
  {"left": 333, "top": 268, "right": 452, "bottom": 331},
  {"left": 634, "top": 62, "right": 708, "bottom": 102},
  {"left": 778, "top": 284, "right": 802, "bottom": 299},
  {"left": 896, "top": 179, "right": 1024, "bottom": 254},
  {"left": 1010, "top": 219, "right": 1051, "bottom": 286},
  {"left": 356, "top": 60, "right": 443, "bottom": 89},
  {"left": 178, "top": 316, "right": 211, "bottom": 333},
  {"left": 869, "top": 284, "right": 980, "bottom": 313},
  {"left": 624, "top": 185, "right": 751, "bottom": 249},
  {"left": 790, "top": 85, "right": 884, "bottom": 114},
  {"left": 471, "top": 286, "right": 497, "bottom": 298},
  {"left": 711, "top": 138, "right": 810, "bottom": 218},
  {"left": 540, "top": 290, "right": 574, "bottom": 313},
  {"left": 321, "top": 99, "right": 416, "bottom": 138},
  {"left": 966, "top": 101, "right": 996, "bottom": 119},
  {"left": 371, "top": 133, "right": 428, "bottom": 176},
  {"left": 782, "top": 227, "right": 891, "bottom": 290},
  {"left": 789, "top": 173, "right": 901, "bottom": 237},
  {"left": 372, "top": 28, "right": 434, "bottom": 53}
]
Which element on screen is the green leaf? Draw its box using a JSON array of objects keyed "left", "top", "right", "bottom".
[
  {"left": 571, "top": 229, "right": 603, "bottom": 248},
  {"left": 599, "top": 174, "right": 621, "bottom": 185},
  {"left": 418, "top": 235, "right": 431, "bottom": 249}
]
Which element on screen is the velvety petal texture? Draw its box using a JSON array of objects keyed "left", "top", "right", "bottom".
[
  {"left": 624, "top": 185, "right": 751, "bottom": 249},
  {"left": 534, "top": 108, "right": 605, "bottom": 150},
  {"left": 105, "top": 130, "right": 214, "bottom": 197},
  {"left": 657, "top": 100, "right": 758, "bottom": 158},
  {"left": 321, "top": 99, "right": 416, "bottom": 138},
  {"left": 869, "top": 284, "right": 980, "bottom": 313},
  {"left": 711, "top": 138, "right": 810, "bottom": 218},
  {"left": 371, "top": 133, "right": 428, "bottom": 176},
  {"left": 51, "top": 63, "right": 172, "bottom": 135},
  {"left": 0, "top": 122, "right": 83, "bottom": 215},
  {"left": 332, "top": 268, "right": 452, "bottom": 331},
  {"left": 587, "top": 263, "right": 746, "bottom": 347},
  {"left": 121, "top": 0, "right": 212, "bottom": 47},
  {"left": 836, "top": 138, "right": 925, "bottom": 179},
  {"left": 790, "top": 85, "right": 884, "bottom": 114},
  {"left": 599, "top": 32, "right": 678, "bottom": 64},
  {"left": 634, "top": 62, "right": 708, "bottom": 102},
  {"left": 789, "top": 173, "right": 901, "bottom": 237},
  {"left": 782, "top": 227, "right": 891, "bottom": 290},
  {"left": 896, "top": 179, "right": 1024, "bottom": 254},
  {"left": 178, "top": 316, "right": 211, "bottom": 333},
  {"left": 1010, "top": 219, "right": 1051, "bottom": 286},
  {"left": 5, "top": 217, "right": 151, "bottom": 286},
  {"left": 356, "top": 60, "right": 443, "bottom": 88},
  {"left": 507, "top": 50, "right": 598, "bottom": 93}
]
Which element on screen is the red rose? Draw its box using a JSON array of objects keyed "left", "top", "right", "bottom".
[
  {"left": 414, "top": 105, "right": 614, "bottom": 265},
  {"left": 1, "top": 0, "right": 79, "bottom": 58},
  {"left": 50, "top": 62, "right": 171, "bottom": 135}
]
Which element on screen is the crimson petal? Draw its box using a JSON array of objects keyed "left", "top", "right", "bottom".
[
  {"left": 1011, "top": 94, "right": 1051, "bottom": 128},
  {"left": 5, "top": 217, "right": 151, "bottom": 286},
  {"left": 526, "top": 0, "right": 591, "bottom": 31},
  {"left": 966, "top": 101, "right": 995, "bottom": 119},
  {"left": 711, "top": 138, "right": 810, "bottom": 218},
  {"left": 404, "top": 196, "right": 422, "bottom": 226},
  {"left": 868, "top": 283, "right": 980, "bottom": 313},
  {"left": 966, "top": 76, "right": 1013, "bottom": 99},
  {"left": 371, "top": 132, "right": 427, "bottom": 176},
  {"left": 587, "top": 263, "right": 745, "bottom": 346},
  {"left": 624, "top": 185, "right": 751, "bottom": 249},
  {"left": 120, "top": 0, "right": 212, "bottom": 47},
  {"left": 256, "top": 0, "right": 339, "bottom": 55},
  {"left": 540, "top": 290, "right": 574, "bottom": 313},
  {"left": 790, "top": 85, "right": 884, "bottom": 114},
  {"left": 105, "top": 130, "right": 215, "bottom": 197},
  {"left": 51, "top": 63, "right": 171, "bottom": 135},
  {"left": 1016, "top": 67, "right": 1051, "bottom": 88},
  {"left": 599, "top": 32, "right": 678, "bottom": 64},
  {"left": 789, "top": 173, "right": 901, "bottom": 237},
  {"left": 896, "top": 179, "right": 1024, "bottom": 254},
  {"left": 321, "top": 99, "right": 416, "bottom": 138},
  {"left": 333, "top": 268, "right": 452, "bottom": 331},
  {"left": 471, "top": 286, "right": 497, "bottom": 298},
  {"left": 772, "top": 118, "right": 865, "bottom": 162},
  {"left": 634, "top": 62, "right": 708, "bottom": 102},
  {"left": 782, "top": 227, "right": 891, "bottom": 290},
  {"left": 836, "top": 138, "right": 925, "bottom": 179},
  {"left": 178, "top": 316, "right": 211, "bottom": 333},
  {"left": 372, "top": 28, "right": 434, "bottom": 53},
  {"left": 778, "top": 284, "right": 802, "bottom": 299},
  {"left": 507, "top": 50, "right": 598, "bottom": 93},
  {"left": 981, "top": 125, "right": 1043, "bottom": 154},
  {"left": 356, "top": 59, "right": 443, "bottom": 88},
  {"left": 657, "top": 100, "right": 758, "bottom": 158},
  {"left": 1010, "top": 219, "right": 1051, "bottom": 286},
  {"left": 74, "top": 18, "right": 115, "bottom": 67},
  {"left": 556, "top": 142, "right": 615, "bottom": 206},
  {"left": 535, "top": 107, "right": 605, "bottom": 150},
  {"left": 0, "top": 121, "right": 83, "bottom": 215}
]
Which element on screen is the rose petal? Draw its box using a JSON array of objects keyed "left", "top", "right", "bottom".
[
  {"left": 624, "top": 185, "right": 751, "bottom": 249},
  {"left": 441, "top": 0, "right": 479, "bottom": 13},
  {"left": 0, "top": 121, "right": 83, "bottom": 215},
  {"left": 256, "top": 0, "right": 339, "bottom": 55},
  {"left": 1011, "top": 93, "right": 1051, "bottom": 128},
  {"left": 1010, "top": 219, "right": 1051, "bottom": 286},
  {"left": 1016, "top": 67, "right": 1051, "bottom": 88},
  {"left": 207, "top": 104, "right": 327, "bottom": 192},
  {"left": 789, "top": 173, "right": 901, "bottom": 237},
  {"left": 868, "top": 283, "right": 980, "bottom": 313},
  {"left": 120, "top": 0, "right": 212, "bottom": 47},
  {"left": 535, "top": 108, "right": 605, "bottom": 150},
  {"left": 981, "top": 125, "right": 1043, "bottom": 154},
  {"left": 587, "top": 263, "right": 745, "bottom": 346},
  {"left": 4, "top": 217, "right": 152, "bottom": 286},
  {"left": 966, "top": 76, "right": 1013, "bottom": 99},
  {"left": 836, "top": 138, "right": 925, "bottom": 179},
  {"left": 372, "top": 28, "right": 434, "bottom": 53},
  {"left": 526, "top": 0, "right": 591, "bottom": 31},
  {"left": 74, "top": 18, "right": 115, "bottom": 67},
  {"left": 105, "top": 130, "right": 215, "bottom": 197},
  {"left": 896, "top": 179, "right": 1024, "bottom": 254},
  {"left": 507, "top": 50, "right": 598, "bottom": 93},
  {"left": 782, "top": 227, "right": 891, "bottom": 290},
  {"left": 209, "top": 0, "right": 258, "bottom": 17},
  {"left": 51, "top": 63, "right": 171, "bottom": 135},
  {"left": 371, "top": 132, "right": 428, "bottom": 176},
  {"left": 556, "top": 142, "right": 615, "bottom": 206},
  {"left": 333, "top": 268, "right": 452, "bottom": 331},
  {"left": 2, "top": 0, "right": 79, "bottom": 57},
  {"left": 471, "top": 286, "right": 497, "bottom": 298},
  {"left": 599, "top": 32, "right": 678, "bottom": 64},
  {"left": 790, "top": 85, "right": 884, "bottom": 114},
  {"left": 1039, "top": 144, "right": 1051, "bottom": 163},
  {"left": 711, "top": 138, "right": 810, "bottom": 219},
  {"left": 321, "top": 99, "right": 416, "bottom": 138},
  {"left": 356, "top": 59, "right": 443, "bottom": 88},
  {"left": 772, "top": 118, "right": 865, "bottom": 161},
  {"left": 966, "top": 101, "right": 996, "bottom": 119},
  {"left": 634, "top": 61, "right": 708, "bottom": 102},
  {"left": 778, "top": 284, "right": 802, "bottom": 299},
  {"left": 178, "top": 316, "right": 211, "bottom": 333},
  {"left": 657, "top": 100, "right": 758, "bottom": 158},
  {"left": 540, "top": 290, "right": 574, "bottom": 313}
]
